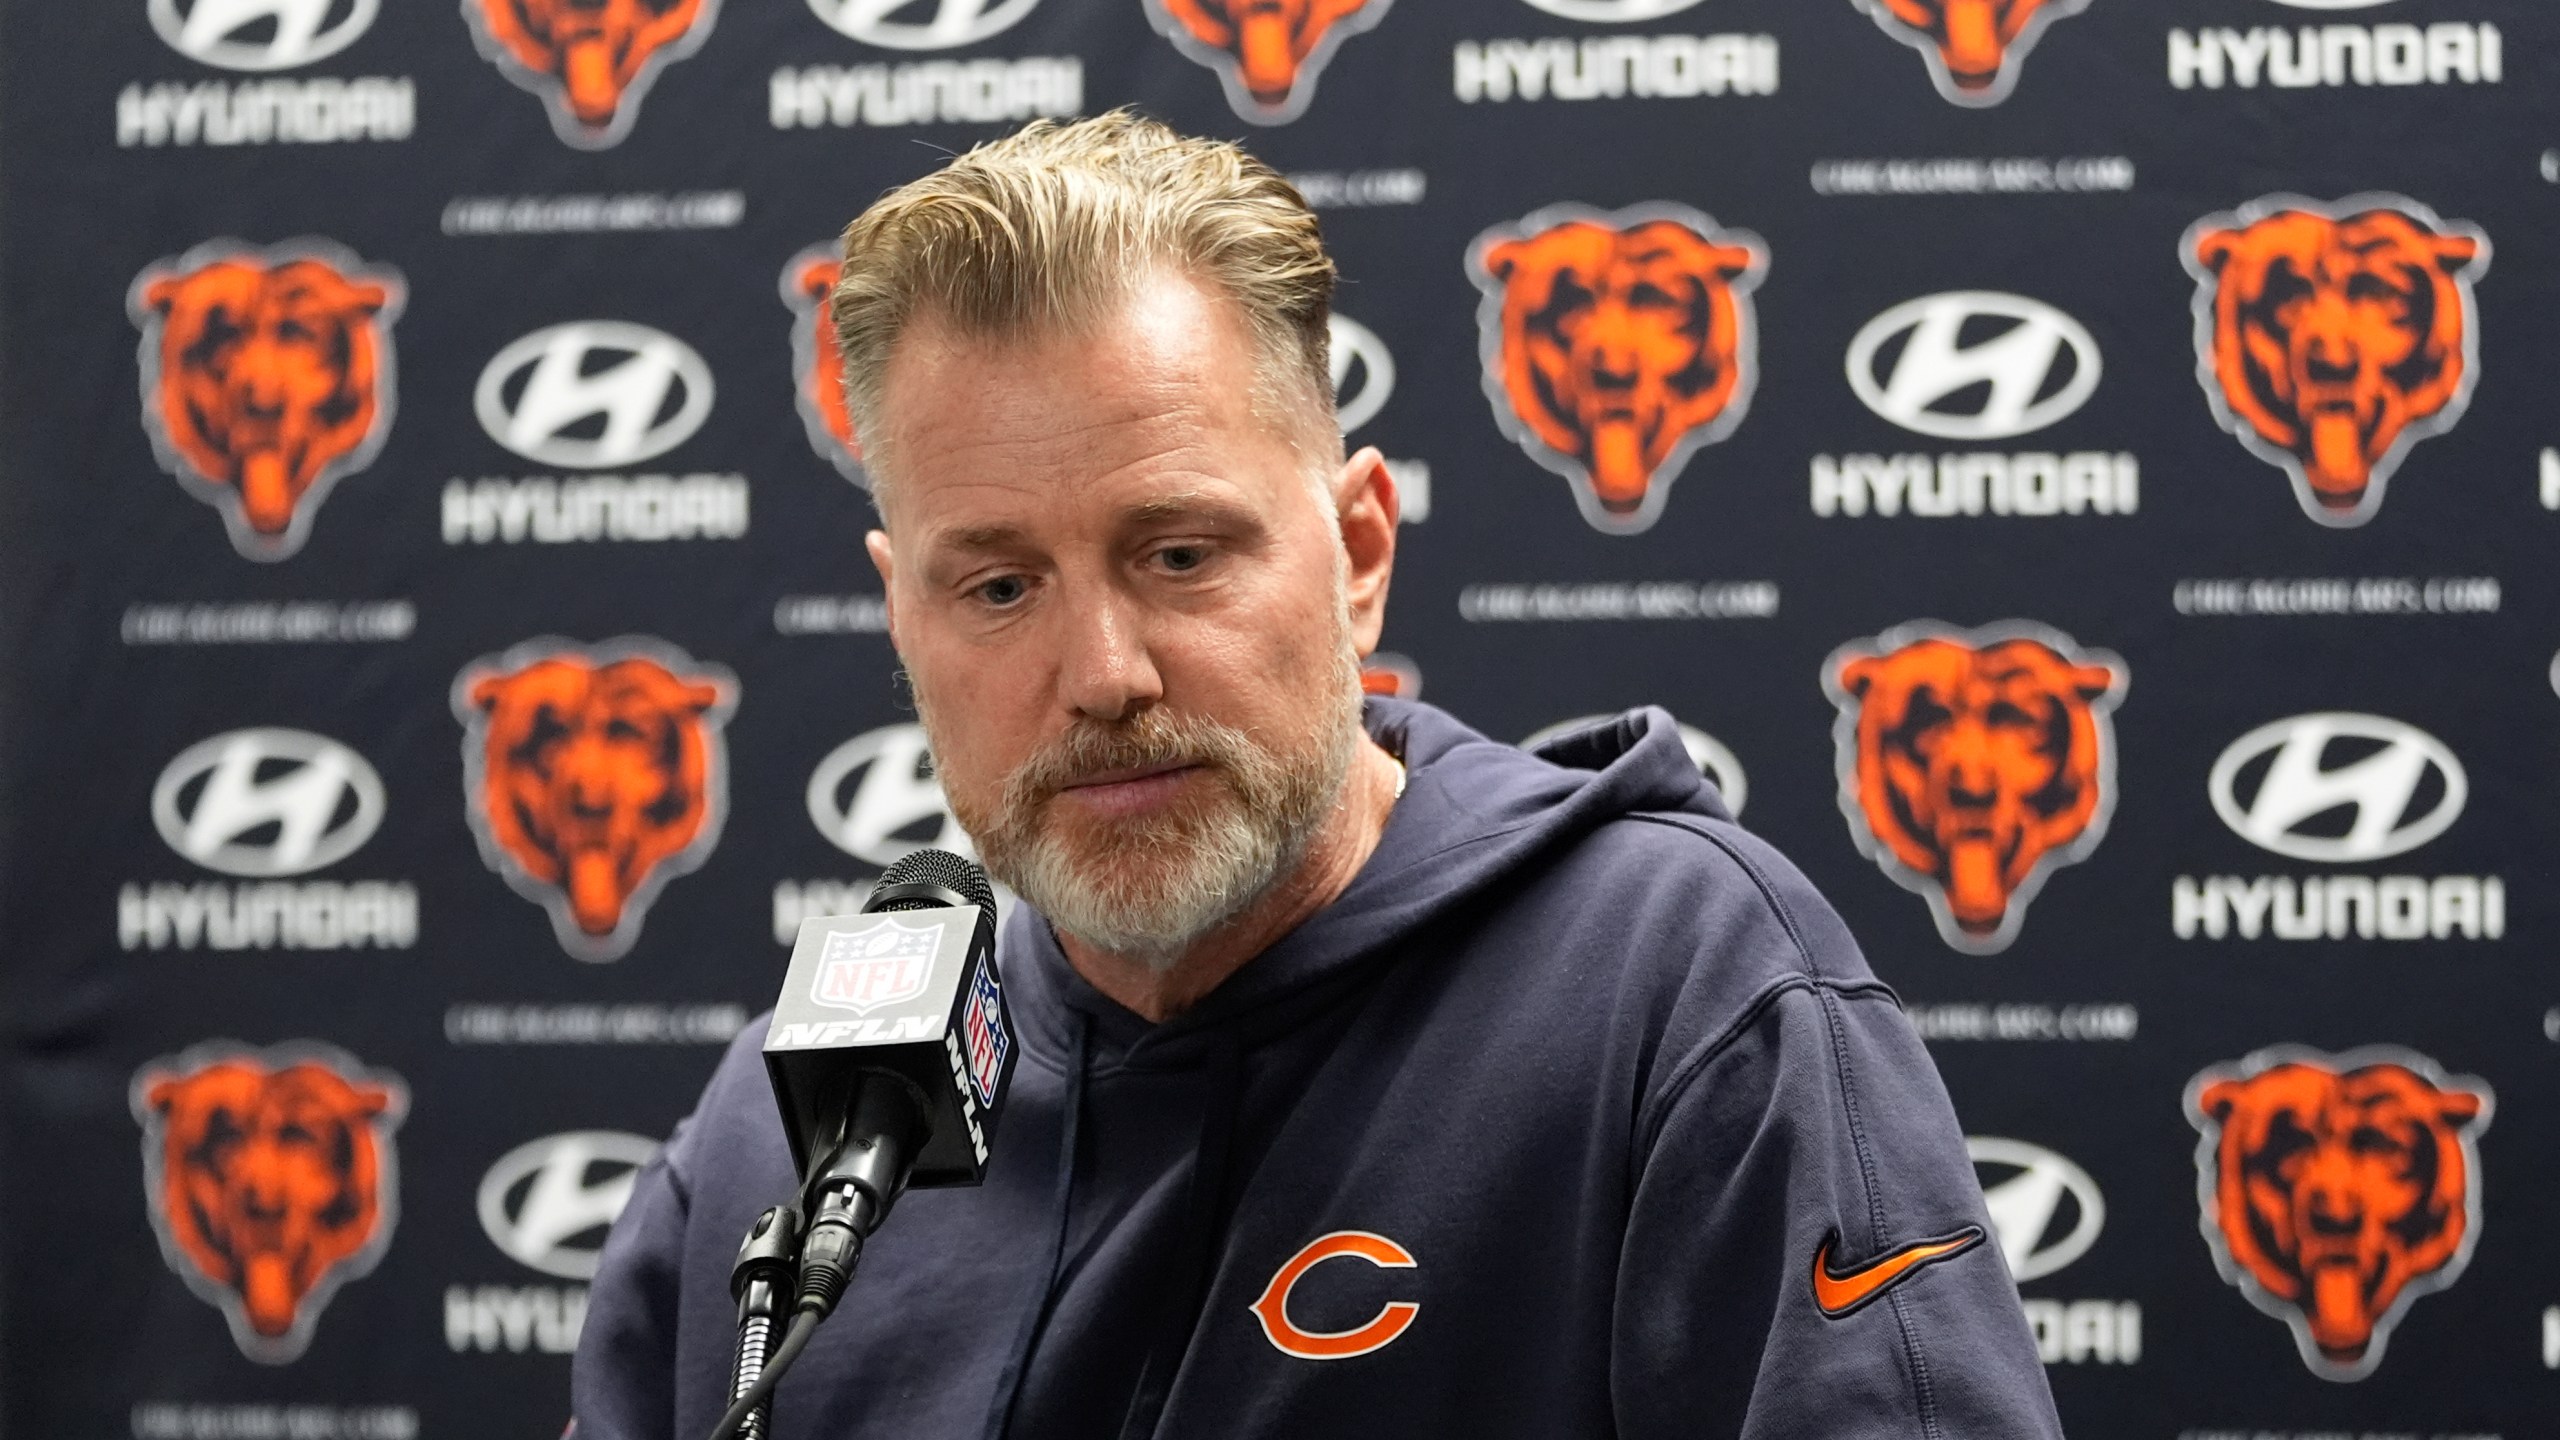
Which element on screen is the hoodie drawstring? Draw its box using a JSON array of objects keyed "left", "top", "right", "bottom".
[
  {"left": 1115, "top": 1031, "right": 1245, "bottom": 1440},
  {"left": 981, "top": 1010, "right": 1088, "bottom": 1440}
]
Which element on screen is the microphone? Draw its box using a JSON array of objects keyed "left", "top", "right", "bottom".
[
  {"left": 764, "top": 846, "right": 1016, "bottom": 1219},
  {"left": 709, "top": 848, "right": 1016, "bottom": 1440}
]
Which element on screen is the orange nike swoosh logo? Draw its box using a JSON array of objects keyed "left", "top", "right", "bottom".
[{"left": 1811, "top": 1227, "right": 1984, "bottom": 1318}]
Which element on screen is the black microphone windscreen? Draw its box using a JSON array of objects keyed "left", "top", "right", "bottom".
[{"left": 870, "top": 847, "right": 996, "bottom": 917}]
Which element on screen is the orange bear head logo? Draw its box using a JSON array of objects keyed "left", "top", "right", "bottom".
[
  {"left": 781, "top": 244, "right": 865, "bottom": 486},
  {"left": 1824, "top": 622, "right": 2125, "bottom": 953},
  {"left": 132, "top": 1043, "right": 405, "bottom": 1364},
  {"left": 2184, "top": 194, "right": 2489, "bottom": 529},
  {"left": 128, "top": 241, "right": 404, "bottom": 562},
  {"left": 455, "top": 638, "right": 738, "bottom": 961},
  {"left": 463, "top": 0, "right": 719, "bottom": 149},
  {"left": 1468, "top": 205, "right": 1766, "bottom": 535},
  {"left": 1854, "top": 0, "right": 2089, "bottom": 106},
  {"left": 2188, "top": 1047, "right": 2492, "bottom": 1381},
  {"left": 1147, "top": 0, "right": 1393, "bottom": 124}
]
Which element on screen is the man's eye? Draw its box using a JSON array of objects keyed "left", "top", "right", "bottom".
[
  {"left": 1156, "top": 545, "right": 1207, "bottom": 573},
  {"left": 975, "top": 575, "right": 1029, "bottom": 607}
]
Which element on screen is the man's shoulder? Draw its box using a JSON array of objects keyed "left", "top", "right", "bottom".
[
  {"left": 1580, "top": 806, "right": 1872, "bottom": 970},
  {"left": 658, "top": 1016, "right": 790, "bottom": 1183},
  {"left": 1396, "top": 701, "right": 1866, "bottom": 995},
  {"left": 1492, "top": 805, "right": 1893, "bottom": 1052},
  {"left": 1395, "top": 800, "right": 1903, "bottom": 1139}
]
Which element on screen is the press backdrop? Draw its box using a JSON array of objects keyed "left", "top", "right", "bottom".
[{"left": 4, "top": 0, "right": 2556, "bottom": 1436}]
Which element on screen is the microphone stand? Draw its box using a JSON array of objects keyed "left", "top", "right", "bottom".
[
  {"left": 725, "top": 1207, "right": 801, "bottom": 1440},
  {"left": 709, "top": 847, "right": 1003, "bottom": 1440},
  {"left": 709, "top": 1077, "right": 929, "bottom": 1440}
]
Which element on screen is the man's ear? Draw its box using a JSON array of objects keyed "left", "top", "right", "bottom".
[
  {"left": 865, "top": 528, "right": 900, "bottom": 645},
  {"left": 1335, "top": 446, "right": 1397, "bottom": 655}
]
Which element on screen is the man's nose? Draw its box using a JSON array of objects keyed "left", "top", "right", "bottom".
[{"left": 1055, "top": 585, "right": 1165, "bottom": 722}]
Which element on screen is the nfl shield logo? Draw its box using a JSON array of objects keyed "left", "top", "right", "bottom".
[
  {"left": 811, "top": 916, "right": 944, "bottom": 1014},
  {"left": 961, "top": 961, "right": 1010, "bottom": 1108}
]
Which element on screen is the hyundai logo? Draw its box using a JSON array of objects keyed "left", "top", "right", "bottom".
[
  {"left": 806, "top": 724, "right": 978, "bottom": 868},
  {"left": 2208, "top": 712, "right": 2465, "bottom": 863},
  {"left": 152, "top": 728, "right": 386, "bottom": 878},
  {"left": 806, "top": 0, "right": 1041, "bottom": 50},
  {"left": 1968, "top": 1136, "right": 2104, "bottom": 1283},
  {"left": 1329, "top": 313, "right": 1396, "bottom": 435},
  {"left": 474, "top": 322, "right": 714, "bottom": 470},
  {"left": 475, "top": 1130, "right": 657, "bottom": 1281},
  {"left": 1516, "top": 0, "right": 1706, "bottom": 21},
  {"left": 1846, "top": 291, "right": 2100, "bottom": 441},
  {"left": 149, "top": 0, "right": 378, "bottom": 72}
]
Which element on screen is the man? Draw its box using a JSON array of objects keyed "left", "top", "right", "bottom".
[{"left": 575, "top": 112, "right": 2063, "bottom": 1440}]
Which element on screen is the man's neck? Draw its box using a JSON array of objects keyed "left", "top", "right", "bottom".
[{"left": 1058, "top": 733, "right": 1403, "bottom": 1024}]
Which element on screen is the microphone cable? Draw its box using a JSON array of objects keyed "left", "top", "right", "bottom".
[{"left": 705, "top": 1182, "right": 878, "bottom": 1440}]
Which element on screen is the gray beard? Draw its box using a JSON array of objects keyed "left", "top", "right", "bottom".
[{"left": 922, "top": 644, "right": 1365, "bottom": 973}]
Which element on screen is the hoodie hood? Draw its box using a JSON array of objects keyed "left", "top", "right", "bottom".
[{"left": 1000, "top": 699, "right": 1729, "bottom": 1068}]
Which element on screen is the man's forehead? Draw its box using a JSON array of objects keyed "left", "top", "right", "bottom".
[{"left": 872, "top": 276, "right": 1303, "bottom": 537}]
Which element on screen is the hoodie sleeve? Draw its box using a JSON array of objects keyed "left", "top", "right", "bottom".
[
  {"left": 571, "top": 1118, "right": 693, "bottom": 1440},
  {"left": 1611, "top": 980, "right": 2062, "bottom": 1439}
]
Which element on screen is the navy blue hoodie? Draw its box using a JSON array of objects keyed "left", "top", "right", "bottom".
[{"left": 573, "top": 700, "right": 2063, "bottom": 1440}]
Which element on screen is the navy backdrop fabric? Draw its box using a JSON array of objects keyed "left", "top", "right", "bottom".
[{"left": 3, "top": 0, "right": 2555, "bottom": 1435}]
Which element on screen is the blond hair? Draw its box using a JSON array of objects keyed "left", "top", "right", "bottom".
[{"left": 829, "top": 110, "right": 1338, "bottom": 497}]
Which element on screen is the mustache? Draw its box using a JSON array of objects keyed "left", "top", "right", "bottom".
[{"left": 1001, "top": 708, "right": 1259, "bottom": 811}]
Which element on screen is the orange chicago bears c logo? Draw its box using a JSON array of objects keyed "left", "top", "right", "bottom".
[
  {"left": 1468, "top": 204, "right": 1766, "bottom": 536},
  {"left": 1823, "top": 621, "right": 2126, "bottom": 953},
  {"left": 454, "top": 637, "right": 738, "bottom": 962},
  {"left": 1854, "top": 0, "right": 2089, "bottom": 106},
  {"left": 2187, "top": 1046, "right": 2492, "bottom": 1381},
  {"left": 128, "top": 240, "right": 404, "bottom": 563},
  {"left": 1250, "top": 1231, "right": 1420, "bottom": 1360},
  {"left": 781, "top": 244, "right": 865, "bottom": 486},
  {"left": 132, "top": 1042, "right": 406, "bottom": 1365},
  {"left": 462, "top": 0, "right": 720, "bottom": 149},
  {"left": 1146, "top": 0, "right": 1392, "bottom": 125},
  {"left": 2183, "top": 194, "right": 2489, "bottom": 529}
]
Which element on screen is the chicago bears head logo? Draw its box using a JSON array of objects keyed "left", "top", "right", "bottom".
[
  {"left": 781, "top": 244, "right": 865, "bottom": 486},
  {"left": 132, "top": 1042, "right": 406, "bottom": 1364},
  {"left": 1359, "top": 653, "right": 1420, "bottom": 699},
  {"left": 2183, "top": 194, "right": 2489, "bottom": 529},
  {"left": 455, "top": 637, "right": 738, "bottom": 961},
  {"left": 128, "top": 239, "right": 404, "bottom": 562},
  {"left": 1468, "top": 204, "right": 1766, "bottom": 535},
  {"left": 1853, "top": 0, "right": 2088, "bottom": 106},
  {"left": 462, "top": 0, "right": 719, "bottom": 149},
  {"left": 1146, "top": 0, "right": 1392, "bottom": 124},
  {"left": 2187, "top": 1046, "right": 2492, "bottom": 1381},
  {"left": 1823, "top": 622, "right": 2125, "bottom": 953}
]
